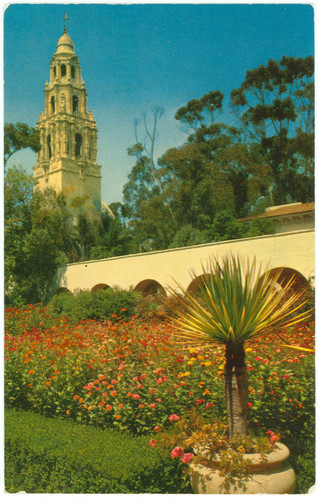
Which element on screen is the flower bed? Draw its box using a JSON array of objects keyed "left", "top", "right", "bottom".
[{"left": 5, "top": 305, "right": 314, "bottom": 441}]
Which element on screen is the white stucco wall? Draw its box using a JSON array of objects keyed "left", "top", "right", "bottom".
[{"left": 53, "top": 229, "right": 315, "bottom": 294}]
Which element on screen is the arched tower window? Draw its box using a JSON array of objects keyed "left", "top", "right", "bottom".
[
  {"left": 61, "top": 64, "right": 66, "bottom": 77},
  {"left": 73, "top": 95, "right": 79, "bottom": 113},
  {"left": 75, "top": 134, "right": 82, "bottom": 157},
  {"left": 53, "top": 66, "right": 56, "bottom": 77},
  {"left": 50, "top": 96, "right": 55, "bottom": 114},
  {"left": 71, "top": 65, "right": 75, "bottom": 79},
  {"left": 47, "top": 134, "right": 52, "bottom": 159}
]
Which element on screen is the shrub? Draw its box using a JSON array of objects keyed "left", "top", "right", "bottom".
[
  {"left": 5, "top": 408, "right": 191, "bottom": 493},
  {"left": 49, "top": 291, "right": 76, "bottom": 317},
  {"left": 50, "top": 288, "right": 141, "bottom": 321}
]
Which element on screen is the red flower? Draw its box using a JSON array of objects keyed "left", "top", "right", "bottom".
[
  {"left": 169, "top": 414, "right": 180, "bottom": 422},
  {"left": 181, "top": 453, "right": 194, "bottom": 463},
  {"left": 171, "top": 446, "right": 184, "bottom": 458}
]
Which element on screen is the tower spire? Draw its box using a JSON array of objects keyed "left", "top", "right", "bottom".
[{"left": 63, "top": 11, "right": 69, "bottom": 33}]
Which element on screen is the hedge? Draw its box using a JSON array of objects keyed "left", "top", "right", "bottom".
[{"left": 5, "top": 408, "right": 192, "bottom": 493}]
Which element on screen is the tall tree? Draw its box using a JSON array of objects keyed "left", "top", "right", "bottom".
[
  {"left": 230, "top": 56, "right": 314, "bottom": 204},
  {"left": 5, "top": 168, "right": 76, "bottom": 304},
  {"left": 175, "top": 91, "right": 270, "bottom": 217}
]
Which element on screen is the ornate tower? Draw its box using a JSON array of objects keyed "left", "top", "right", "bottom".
[{"left": 33, "top": 18, "right": 101, "bottom": 210}]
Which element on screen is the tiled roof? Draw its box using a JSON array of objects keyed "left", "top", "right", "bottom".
[{"left": 239, "top": 202, "right": 315, "bottom": 221}]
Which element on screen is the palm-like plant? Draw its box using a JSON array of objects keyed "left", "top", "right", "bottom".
[{"left": 169, "top": 255, "right": 312, "bottom": 439}]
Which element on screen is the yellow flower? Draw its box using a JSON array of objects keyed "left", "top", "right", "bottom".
[
  {"left": 198, "top": 382, "right": 205, "bottom": 388},
  {"left": 177, "top": 372, "right": 185, "bottom": 378},
  {"left": 201, "top": 361, "right": 212, "bottom": 367},
  {"left": 245, "top": 347, "right": 253, "bottom": 353},
  {"left": 237, "top": 445, "right": 246, "bottom": 453},
  {"left": 189, "top": 348, "right": 197, "bottom": 354},
  {"left": 184, "top": 372, "right": 191, "bottom": 377},
  {"left": 203, "top": 389, "right": 212, "bottom": 395},
  {"left": 197, "top": 355, "right": 204, "bottom": 361},
  {"left": 187, "top": 361, "right": 194, "bottom": 366}
]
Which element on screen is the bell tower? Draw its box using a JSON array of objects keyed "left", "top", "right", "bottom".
[{"left": 33, "top": 14, "right": 101, "bottom": 210}]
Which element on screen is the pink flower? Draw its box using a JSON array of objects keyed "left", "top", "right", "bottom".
[
  {"left": 157, "top": 378, "right": 163, "bottom": 384},
  {"left": 171, "top": 446, "right": 184, "bottom": 458},
  {"left": 149, "top": 403, "right": 156, "bottom": 408},
  {"left": 133, "top": 376, "right": 139, "bottom": 382},
  {"left": 255, "top": 356, "right": 262, "bottom": 361},
  {"left": 139, "top": 374, "right": 147, "bottom": 380},
  {"left": 131, "top": 393, "right": 141, "bottom": 400},
  {"left": 149, "top": 439, "right": 158, "bottom": 448},
  {"left": 181, "top": 453, "right": 194, "bottom": 463},
  {"left": 169, "top": 414, "right": 180, "bottom": 422},
  {"left": 283, "top": 374, "right": 291, "bottom": 379},
  {"left": 149, "top": 388, "right": 156, "bottom": 394},
  {"left": 156, "top": 398, "right": 162, "bottom": 403}
]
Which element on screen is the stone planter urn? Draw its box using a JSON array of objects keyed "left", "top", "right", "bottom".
[{"left": 190, "top": 442, "right": 295, "bottom": 494}]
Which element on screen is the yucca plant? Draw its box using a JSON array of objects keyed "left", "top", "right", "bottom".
[{"left": 169, "top": 255, "right": 312, "bottom": 439}]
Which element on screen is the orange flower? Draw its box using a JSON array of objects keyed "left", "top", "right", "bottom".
[
  {"left": 105, "top": 404, "right": 112, "bottom": 411},
  {"left": 66, "top": 409, "right": 70, "bottom": 414},
  {"left": 45, "top": 381, "right": 51, "bottom": 386},
  {"left": 79, "top": 398, "right": 83, "bottom": 404},
  {"left": 73, "top": 395, "right": 79, "bottom": 400},
  {"left": 114, "top": 414, "right": 121, "bottom": 420},
  {"left": 28, "top": 369, "right": 35, "bottom": 375}
]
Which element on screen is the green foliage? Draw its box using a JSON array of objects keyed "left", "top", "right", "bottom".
[
  {"left": 50, "top": 288, "right": 141, "bottom": 321},
  {"left": 49, "top": 291, "right": 76, "bottom": 317},
  {"left": 4, "top": 122, "right": 40, "bottom": 167},
  {"left": 4, "top": 170, "right": 77, "bottom": 305},
  {"left": 231, "top": 56, "right": 314, "bottom": 204},
  {"left": 5, "top": 408, "right": 191, "bottom": 493},
  {"left": 169, "top": 224, "right": 210, "bottom": 248},
  {"left": 210, "top": 211, "right": 243, "bottom": 241}
]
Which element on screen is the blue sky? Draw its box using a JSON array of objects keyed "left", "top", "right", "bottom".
[{"left": 4, "top": 3, "right": 314, "bottom": 204}]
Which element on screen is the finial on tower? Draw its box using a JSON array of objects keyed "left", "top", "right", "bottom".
[{"left": 63, "top": 11, "right": 69, "bottom": 33}]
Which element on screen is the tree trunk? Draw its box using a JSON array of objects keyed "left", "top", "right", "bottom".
[{"left": 225, "top": 343, "right": 249, "bottom": 439}]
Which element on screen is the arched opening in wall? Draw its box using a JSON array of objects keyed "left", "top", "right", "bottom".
[
  {"left": 50, "top": 96, "right": 55, "bottom": 114},
  {"left": 53, "top": 66, "right": 56, "bottom": 77},
  {"left": 91, "top": 284, "right": 111, "bottom": 292},
  {"left": 47, "top": 134, "right": 52, "bottom": 159},
  {"left": 73, "top": 95, "right": 79, "bottom": 113},
  {"left": 263, "top": 267, "right": 309, "bottom": 293},
  {"left": 61, "top": 64, "right": 66, "bottom": 77},
  {"left": 75, "top": 134, "right": 82, "bottom": 157},
  {"left": 53, "top": 287, "right": 73, "bottom": 296},
  {"left": 71, "top": 65, "right": 75, "bottom": 79},
  {"left": 187, "top": 273, "right": 211, "bottom": 294},
  {"left": 134, "top": 279, "right": 167, "bottom": 296}
]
